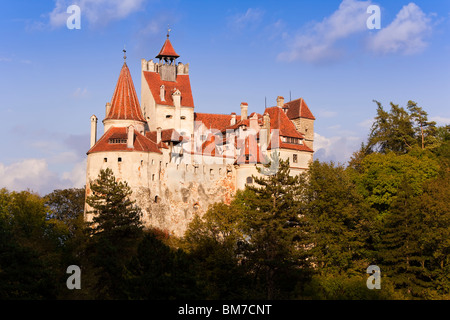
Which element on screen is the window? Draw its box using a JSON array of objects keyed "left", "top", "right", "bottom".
[
  {"left": 246, "top": 176, "right": 253, "bottom": 184},
  {"left": 140, "top": 160, "right": 144, "bottom": 166},
  {"left": 109, "top": 138, "right": 127, "bottom": 144},
  {"left": 180, "top": 116, "right": 186, "bottom": 120},
  {"left": 152, "top": 174, "right": 155, "bottom": 181},
  {"left": 104, "top": 158, "right": 107, "bottom": 162},
  {"left": 285, "top": 137, "right": 300, "bottom": 144},
  {"left": 293, "top": 154, "right": 298, "bottom": 163},
  {"left": 154, "top": 195, "right": 159, "bottom": 203},
  {"left": 166, "top": 115, "right": 173, "bottom": 119},
  {"left": 118, "top": 157, "right": 122, "bottom": 162}
]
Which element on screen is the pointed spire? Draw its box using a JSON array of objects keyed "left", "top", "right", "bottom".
[
  {"left": 156, "top": 31, "right": 180, "bottom": 60},
  {"left": 105, "top": 60, "right": 146, "bottom": 122}
]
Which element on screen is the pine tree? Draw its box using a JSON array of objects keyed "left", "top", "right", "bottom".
[
  {"left": 86, "top": 168, "right": 143, "bottom": 239},
  {"left": 85, "top": 168, "right": 143, "bottom": 299},
  {"left": 238, "top": 157, "right": 311, "bottom": 299}
]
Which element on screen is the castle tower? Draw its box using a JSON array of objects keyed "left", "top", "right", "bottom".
[
  {"left": 103, "top": 58, "right": 147, "bottom": 135},
  {"left": 85, "top": 53, "right": 163, "bottom": 226},
  {"left": 140, "top": 33, "right": 194, "bottom": 135}
]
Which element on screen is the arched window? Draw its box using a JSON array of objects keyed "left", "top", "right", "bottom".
[{"left": 246, "top": 176, "right": 253, "bottom": 184}]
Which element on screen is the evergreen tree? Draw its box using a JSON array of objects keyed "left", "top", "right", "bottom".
[
  {"left": 85, "top": 168, "right": 143, "bottom": 299},
  {"left": 407, "top": 100, "right": 438, "bottom": 150},
  {"left": 304, "top": 161, "right": 376, "bottom": 276},
  {"left": 238, "top": 157, "right": 311, "bottom": 299},
  {"left": 367, "top": 101, "right": 416, "bottom": 154}
]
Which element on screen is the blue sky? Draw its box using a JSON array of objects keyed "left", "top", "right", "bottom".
[{"left": 0, "top": 0, "right": 449, "bottom": 195}]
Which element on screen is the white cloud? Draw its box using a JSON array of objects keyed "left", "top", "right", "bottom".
[
  {"left": 62, "top": 158, "right": 87, "bottom": 188},
  {"left": 72, "top": 87, "right": 89, "bottom": 99},
  {"left": 430, "top": 116, "right": 450, "bottom": 126},
  {"left": 314, "top": 132, "right": 362, "bottom": 164},
  {"left": 0, "top": 159, "right": 57, "bottom": 194},
  {"left": 48, "top": 0, "right": 146, "bottom": 28},
  {"left": 358, "top": 118, "right": 374, "bottom": 128},
  {"left": 0, "top": 158, "right": 86, "bottom": 195},
  {"left": 367, "top": 3, "right": 432, "bottom": 55},
  {"left": 228, "top": 8, "right": 265, "bottom": 31},
  {"left": 278, "top": 0, "right": 371, "bottom": 63}
]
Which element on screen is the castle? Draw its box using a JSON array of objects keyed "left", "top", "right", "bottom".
[{"left": 85, "top": 35, "right": 315, "bottom": 236}]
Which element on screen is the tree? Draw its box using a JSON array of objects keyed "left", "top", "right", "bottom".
[
  {"left": 407, "top": 100, "right": 438, "bottom": 150},
  {"left": 353, "top": 152, "right": 439, "bottom": 214},
  {"left": 303, "top": 161, "right": 377, "bottom": 276},
  {"left": 85, "top": 168, "right": 143, "bottom": 299},
  {"left": 183, "top": 201, "right": 252, "bottom": 299},
  {"left": 126, "top": 229, "right": 201, "bottom": 299},
  {"left": 375, "top": 179, "right": 428, "bottom": 298},
  {"left": 0, "top": 189, "right": 66, "bottom": 299},
  {"left": 237, "top": 157, "right": 311, "bottom": 299},
  {"left": 367, "top": 101, "right": 416, "bottom": 154}
]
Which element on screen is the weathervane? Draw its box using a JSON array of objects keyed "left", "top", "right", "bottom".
[
  {"left": 123, "top": 45, "right": 127, "bottom": 62},
  {"left": 167, "top": 25, "right": 171, "bottom": 38}
]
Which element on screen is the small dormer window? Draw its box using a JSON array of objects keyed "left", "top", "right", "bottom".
[
  {"left": 180, "top": 116, "right": 186, "bottom": 120},
  {"left": 166, "top": 115, "right": 173, "bottom": 119},
  {"left": 109, "top": 138, "right": 127, "bottom": 144}
]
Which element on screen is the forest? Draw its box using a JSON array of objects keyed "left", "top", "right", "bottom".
[{"left": 0, "top": 100, "right": 449, "bottom": 300}]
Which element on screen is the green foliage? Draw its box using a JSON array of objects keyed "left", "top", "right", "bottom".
[
  {"left": 0, "top": 189, "right": 67, "bottom": 299},
  {"left": 126, "top": 229, "right": 200, "bottom": 299},
  {"left": 353, "top": 152, "right": 439, "bottom": 213},
  {"left": 84, "top": 168, "right": 144, "bottom": 299},
  {"left": 303, "top": 161, "right": 377, "bottom": 276}
]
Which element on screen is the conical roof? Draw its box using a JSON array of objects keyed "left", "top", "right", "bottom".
[
  {"left": 155, "top": 37, "right": 180, "bottom": 59},
  {"left": 105, "top": 62, "right": 146, "bottom": 122}
]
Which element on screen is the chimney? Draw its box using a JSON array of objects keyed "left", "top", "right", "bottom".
[
  {"left": 262, "top": 113, "right": 270, "bottom": 145},
  {"left": 127, "top": 125, "right": 134, "bottom": 149},
  {"left": 160, "top": 85, "right": 165, "bottom": 101},
  {"left": 105, "top": 102, "right": 111, "bottom": 117},
  {"left": 156, "top": 127, "right": 162, "bottom": 144},
  {"left": 173, "top": 89, "right": 181, "bottom": 130},
  {"left": 240, "top": 102, "right": 248, "bottom": 120},
  {"left": 90, "top": 115, "right": 98, "bottom": 148},
  {"left": 249, "top": 113, "right": 259, "bottom": 131},
  {"left": 276, "top": 96, "right": 284, "bottom": 108},
  {"left": 230, "top": 112, "right": 236, "bottom": 125}
]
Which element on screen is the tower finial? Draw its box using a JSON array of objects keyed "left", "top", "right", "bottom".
[
  {"left": 123, "top": 45, "right": 127, "bottom": 62},
  {"left": 167, "top": 24, "right": 171, "bottom": 38}
]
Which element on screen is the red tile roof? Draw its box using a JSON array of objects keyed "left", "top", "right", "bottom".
[
  {"left": 284, "top": 98, "right": 315, "bottom": 120},
  {"left": 194, "top": 113, "right": 242, "bottom": 131},
  {"left": 264, "top": 107, "right": 304, "bottom": 139},
  {"left": 143, "top": 72, "right": 194, "bottom": 108},
  {"left": 87, "top": 127, "right": 162, "bottom": 155},
  {"left": 105, "top": 63, "right": 146, "bottom": 122},
  {"left": 146, "top": 128, "right": 183, "bottom": 143},
  {"left": 235, "top": 134, "right": 268, "bottom": 164},
  {"left": 156, "top": 38, "right": 180, "bottom": 59}
]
